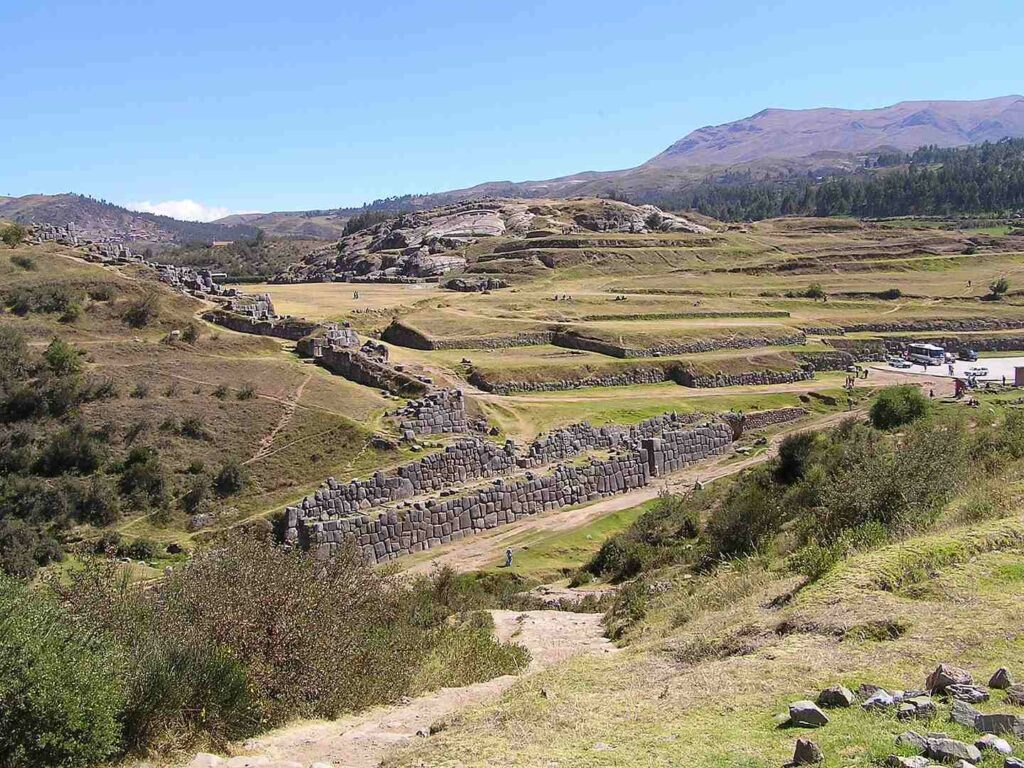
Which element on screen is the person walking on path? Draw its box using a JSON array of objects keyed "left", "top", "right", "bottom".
[{"left": 505, "top": 548, "right": 514, "bottom": 568}]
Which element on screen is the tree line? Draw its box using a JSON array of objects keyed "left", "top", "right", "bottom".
[{"left": 636, "top": 138, "right": 1024, "bottom": 221}]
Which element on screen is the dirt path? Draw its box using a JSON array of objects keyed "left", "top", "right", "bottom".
[
  {"left": 403, "top": 409, "right": 865, "bottom": 575},
  {"left": 192, "top": 611, "right": 614, "bottom": 768},
  {"left": 248, "top": 372, "right": 312, "bottom": 464}
]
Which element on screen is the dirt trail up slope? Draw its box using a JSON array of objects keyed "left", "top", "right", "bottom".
[{"left": 182, "top": 611, "right": 614, "bottom": 768}]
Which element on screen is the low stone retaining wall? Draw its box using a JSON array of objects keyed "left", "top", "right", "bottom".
[
  {"left": 841, "top": 319, "right": 1024, "bottom": 334},
  {"left": 290, "top": 422, "right": 733, "bottom": 563},
  {"left": 552, "top": 330, "right": 807, "bottom": 359},
  {"left": 468, "top": 365, "right": 670, "bottom": 394},
  {"left": 202, "top": 309, "right": 319, "bottom": 341},
  {"left": 722, "top": 407, "right": 810, "bottom": 432},
  {"left": 673, "top": 368, "right": 814, "bottom": 388},
  {"left": 382, "top": 320, "right": 557, "bottom": 351}
]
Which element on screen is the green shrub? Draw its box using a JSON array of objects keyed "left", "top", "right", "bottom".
[
  {"left": 212, "top": 384, "right": 229, "bottom": 399},
  {"left": 0, "top": 519, "right": 62, "bottom": 578},
  {"left": 703, "top": 467, "right": 785, "bottom": 561},
  {"left": 121, "top": 292, "right": 160, "bottom": 328},
  {"left": 181, "top": 323, "right": 200, "bottom": 343},
  {"left": 213, "top": 459, "right": 248, "bottom": 497},
  {"left": 10, "top": 254, "right": 35, "bottom": 270},
  {"left": 869, "top": 385, "right": 929, "bottom": 429},
  {"left": 0, "top": 575, "right": 123, "bottom": 767},
  {"left": 236, "top": 382, "right": 256, "bottom": 400},
  {"left": 1, "top": 223, "right": 27, "bottom": 248},
  {"left": 34, "top": 421, "right": 104, "bottom": 476},
  {"left": 118, "top": 446, "right": 168, "bottom": 508},
  {"left": 879, "top": 287, "right": 902, "bottom": 300},
  {"left": 775, "top": 431, "right": 818, "bottom": 484},
  {"left": 989, "top": 276, "right": 1010, "bottom": 298}
]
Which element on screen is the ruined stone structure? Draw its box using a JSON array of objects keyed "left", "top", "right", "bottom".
[
  {"left": 228, "top": 293, "right": 276, "bottom": 321},
  {"left": 30, "top": 222, "right": 81, "bottom": 246},
  {"left": 156, "top": 264, "right": 231, "bottom": 296},
  {"left": 443, "top": 277, "right": 510, "bottom": 292},
  {"left": 284, "top": 415, "right": 738, "bottom": 564}
]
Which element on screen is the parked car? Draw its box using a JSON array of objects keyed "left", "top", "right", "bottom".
[
  {"left": 888, "top": 357, "right": 912, "bottom": 369},
  {"left": 959, "top": 349, "right": 979, "bottom": 362},
  {"left": 966, "top": 366, "right": 989, "bottom": 378}
]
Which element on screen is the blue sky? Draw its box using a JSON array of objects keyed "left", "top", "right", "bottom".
[{"left": 2, "top": 0, "right": 1022, "bottom": 219}]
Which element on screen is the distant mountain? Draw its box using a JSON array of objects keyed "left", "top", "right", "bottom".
[
  {"left": 644, "top": 95, "right": 1024, "bottom": 168},
  {"left": 0, "top": 194, "right": 258, "bottom": 246}
]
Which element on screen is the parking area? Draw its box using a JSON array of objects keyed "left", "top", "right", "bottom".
[{"left": 875, "top": 355, "right": 1024, "bottom": 382}]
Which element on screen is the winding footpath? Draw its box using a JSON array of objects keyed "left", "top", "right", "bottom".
[{"left": 181, "top": 610, "right": 614, "bottom": 768}]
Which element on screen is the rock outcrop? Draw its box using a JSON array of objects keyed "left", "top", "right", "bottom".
[{"left": 274, "top": 198, "right": 710, "bottom": 283}]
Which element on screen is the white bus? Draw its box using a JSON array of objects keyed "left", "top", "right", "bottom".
[{"left": 906, "top": 342, "right": 945, "bottom": 366}]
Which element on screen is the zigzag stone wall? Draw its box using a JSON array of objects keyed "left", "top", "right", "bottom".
[{"left": 284, "top": 418, "right": 734, "bottom": 564}]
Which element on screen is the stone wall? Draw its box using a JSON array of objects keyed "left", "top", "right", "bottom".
[
  {"left": 395, "top": 389, "right": 469, "bottom": 438},
  {"left": 880, "top": 334, "right": 1024, "bottom": 355},
  {"left": 551, "top": 330, "right": 808, "bottom": 359},
  {"left": 382, "top": 320, "right": 557, "bottom": 351},
  {"left": 287, "top": 421, "right": 734, "bottom": 564},
  {"left": 721, "top": 407, "right": 810, "bottom": 434},
  {"left": 673, "top": 367, "right": 814, "bottom": 388},
  {"left": 469, "top": 365, "right": 670, "bottom": 394},
  {"left": 841, "top": 319, "right": 1024, "bottom": 334}
]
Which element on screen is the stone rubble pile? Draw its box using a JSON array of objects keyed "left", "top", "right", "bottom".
[
  {"left": 228, "top": 292, "right": 277, "bottom": 321},
  {"left": 784, "top": 664, "right": 1024, "bottom": 768}
]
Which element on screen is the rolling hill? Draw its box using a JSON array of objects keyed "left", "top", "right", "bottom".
[{"left": 0, "top": 193, "right": 258, "bottom": 246}]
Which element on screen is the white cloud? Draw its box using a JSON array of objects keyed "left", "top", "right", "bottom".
[{"left": 125, "top": 199, "right": 236, "bottom": 222}]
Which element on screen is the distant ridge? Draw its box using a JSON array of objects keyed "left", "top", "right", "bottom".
[{"left": 0, "top": 193, "right": 258, "bottom": 246}]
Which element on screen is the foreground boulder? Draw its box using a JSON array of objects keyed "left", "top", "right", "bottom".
[
  {"left": 788, "top": 700, "right": 830, "bottom": 727},
  {"left": 976, "top": 733, "right": 1013, "bottom": 755},
  {"left": 1006, "top": 684, "right": 1024, "bottom": 706},
  {"left": 885, "top": 756, "right": 931, "bottom": 768},
  {"left": 990, "top": 668, "right": 1014, "bottom": 690},
  {"left": 792, "top": 738, "right": 824, "bottom": 765},
  {"left": 817, "top": 685, "right": 855, "bottom": 708},
  {"left": 926, "top": 737, "right": 982, "bottom": 764},
  {"left": 927, "top": 664, "right": 973, "bottom": 693}
]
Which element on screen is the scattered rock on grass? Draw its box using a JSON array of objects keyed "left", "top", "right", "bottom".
[
  {"left": 926, "top": 737, "right": 982, "bottom": 764},
  {"left": 792, "top": 738, "right": 824, "bottom": 765},
  {"left": 947, "top": 684, "right": 990, "bottom": 704},
  {"left": 898, "top": 696, "right": 937, "bottom": 720},
  {"left": 1006, "top": 685, "right": 1024, "bottom": 706},
  {"left": 1006, "top": 758, "right": 1024, "bottom": 768},
  {"left": 895, "top": 731, "right": 929, "bottom": 753},
  {"left": 863, "top": 689, "right": 897, "bottom": 711},
  {"left": 990, "top": 668, "right": 1014, "bottom": 690},
  {"left": 976, "top": 712, "right": 1024, "bottom": 738},
  {"left": 817, "top": 685, "right": 855, "bottom": 708},
  {"left": 927, "top": 664, "right": 973, "bottom": 694},
  {"left": 885, "top": 756, "right": 931, "bottom": 768},
  {"left": 951, "top": 700, "right": 981, "bottom": 729},
  {"left": 976, "top": 734, "right": 1013, "bottom": 755},
  {"left": 789, "top": 701, "right": 829, "bottom": 727}
]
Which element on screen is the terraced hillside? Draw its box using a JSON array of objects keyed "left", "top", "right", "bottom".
[{"left": 253, "top": 205, "right": 1024, "bottom": 404}]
